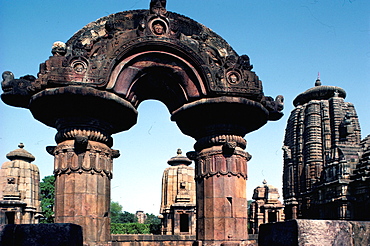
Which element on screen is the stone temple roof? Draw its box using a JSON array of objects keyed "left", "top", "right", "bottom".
[
  {"left": 256, "top": 179, "right": 276, "bottom": 190},
  {"left": 167, "top": 149, "right": 192, "bottom": 166},
  {"left": 6, "top": 143, "right": 35, "bottom": 162},
  {"left": 293, "top": 79, "right": 346, "bottom": 107}
]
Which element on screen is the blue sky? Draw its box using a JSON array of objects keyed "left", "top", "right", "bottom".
[{"left": 0, "top": 0, "right": 369, "bottom": 214}]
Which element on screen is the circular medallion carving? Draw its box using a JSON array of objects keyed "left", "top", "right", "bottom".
[
  {"left": 227, "top": 71, "right": 241, "bottom": 85},
  {"left": 149, "top": 18, "right": 168, "bottom": 36},
  {"left": 71, "top": 60, "right": 87, "bottom": 74}
]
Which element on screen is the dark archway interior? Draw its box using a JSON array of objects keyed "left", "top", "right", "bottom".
[
  {"left": 111, "top": 51, "right": 206, "bottom": 113},
  {"left": 127, "top": 66, "right": 188, "bottom": 112}
]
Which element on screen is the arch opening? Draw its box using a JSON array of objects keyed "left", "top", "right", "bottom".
[{"left": 111, "top": 100, "right": 195, "bottom": 214}]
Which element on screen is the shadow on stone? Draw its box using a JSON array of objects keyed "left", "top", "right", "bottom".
[{"left": 0, "top": 223, "right": 83, "bottom": 246}]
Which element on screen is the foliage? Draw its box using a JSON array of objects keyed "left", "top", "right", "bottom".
[
  {"left": 119, "top": 211, "right": 138, "bottom": 223},
  {"left": 110, "top": 201, "right": 137, "bottom": 223},
  {"left": 110, "top": 201, "right": 124, "bottom": 223},
  {"left": 111, "top": 223, "right": 150, "bottom": 234},
  {"left": 39, "top": 175, "right": 55, "bottom": 223},
  {"left": 247, "top": 199, "right": 253, "bottom": 208},
  {"left": 110, "top": 201, "right": 162, "bottom": 234},
  {"left": 145, "top": 213, "right": 161, "bottom": 234}
]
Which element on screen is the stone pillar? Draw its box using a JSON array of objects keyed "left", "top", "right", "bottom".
[
  {"left": 24, "top": 86, "right": 137, "bottom": 245},
  {"left": 191, "top": 135, "right": 249, "bottom": 245},
  {"left": 292, "top": 204, "right": 298, "bottom": 219},
  {"left": 172, "top": 97, "right": 273, "bottom": 246},
  {"left": 264, "top": 209, "right": 268, "bottom": 224},
  {"left": 48, "top": 118, "right": 120, "bottom": 246}
]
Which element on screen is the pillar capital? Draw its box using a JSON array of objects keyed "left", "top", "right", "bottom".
[
  {"left": 171, "top": 96, "right": 269, "bottom": 140},
  {"left": 193, "top": 134, "right": 247, "bottom": 152},
  {"left": 50, "top": 140, "right": 119, "bottom": 179},
  {"left": 190, "top": 146, "right": 250, "bottom": 181},
  {"left": 54, "top": 117, "right": 114, "bottom": 146},
  {"left": 29, "top": 86, "right": 138, "bottom": 134}
]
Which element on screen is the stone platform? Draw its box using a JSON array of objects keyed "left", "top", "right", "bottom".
[{"left": 258, "top": 219, "right": 370, "bottom": 246}]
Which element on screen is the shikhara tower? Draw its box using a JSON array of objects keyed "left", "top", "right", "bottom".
[
  {"left": 282, "top": 78, "right": 370, "bottom": 220},
  {"left": 160, "top": 149, "right": 196, "bottom": 235},
  {"left": 0, "top": 144, "right": 41, "bottom": 224}
]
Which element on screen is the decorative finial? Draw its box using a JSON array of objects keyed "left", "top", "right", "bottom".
[
  {"left": 263, "top": 179, "right": 267, "bottom": 185},
  {"left": 315, "top": 72, "right": 321, "bottom": 86},
  {"left": 18, "top": 143, "right": 24, "bottom": 149},
  {"left": 52, "top": 41, "right": 66, "bottom": 56},
  {"left": 150, "top": 0, "right": 167, "bottom": 15},
  {"left": 177, "top": 148, "right": 182, "bottom": 155}
]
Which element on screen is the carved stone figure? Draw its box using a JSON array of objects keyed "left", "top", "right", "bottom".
[
  {"left": 150, "top": 0, "right": 167, "bottom": 15},
  {"left": 1, "top": 72, "right": 37, "bottom": 108},
  {"left": 51, "top": 41, "right": 67, "bottom": 56}
]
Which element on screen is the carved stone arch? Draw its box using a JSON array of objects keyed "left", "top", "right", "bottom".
[{"left": 107, "top": 42, "right": 209, "bottom": 112}]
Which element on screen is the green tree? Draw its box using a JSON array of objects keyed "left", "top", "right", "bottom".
[
  {"left": 145, "top": 213, "right": 161, "bottom": 234},
  {"left": 119, "top": 211, "right": 137, "bottom": 223},
  {"left": 39, "top": 175, "right": 55, "bottom": 223},
  {"left": 110, "top": 201, "right": 123, "bottom": 223},
  {"left": 110, "top": 201, "right": 137, "bottom": 223},
  {"left": 111, "top": 223, "right": 150, "bottom": 234}
]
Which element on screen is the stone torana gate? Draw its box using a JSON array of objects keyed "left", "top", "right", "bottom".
[{"left": 1, "top": 1, "right": 283, "bottom": 245}]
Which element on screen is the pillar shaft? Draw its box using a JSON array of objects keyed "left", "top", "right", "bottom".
[
  {"left": 191, "top": 135, "right": 249, "bottom": 246},
  {"left": 51, "top": 126, "right": 118, "bottom": 245}
]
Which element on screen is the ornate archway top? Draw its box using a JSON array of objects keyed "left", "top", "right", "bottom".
[
  {"left": 1, "top": 0, "right": 284, "bottom": 135},
  {"left": 56, "top": 4, "right": 260, "bottom": 101}
]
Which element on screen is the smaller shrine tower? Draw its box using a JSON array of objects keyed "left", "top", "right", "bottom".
[
  {"left": 249, "top": 180, "right": 285, "bottom": 234},
  {"left": 135, "top": 210, "right": 147, "bottom": 224},
  {"left": 0, "top": 143, "right": 41, "bottom": 224},
  {"left": 160, "top": 149, "right": 196, "bottom": 235}
]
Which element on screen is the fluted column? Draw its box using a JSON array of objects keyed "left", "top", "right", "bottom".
[{"left": 48, "top": 118, "right": 119, "bottom": 246}]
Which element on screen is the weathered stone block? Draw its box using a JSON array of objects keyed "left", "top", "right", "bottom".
[
  {"left": 0, "top": 223, "right": 83, "bottom": 246},
  {"left": 258, "top": 219, "right": 370, "bottom": 246}
]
